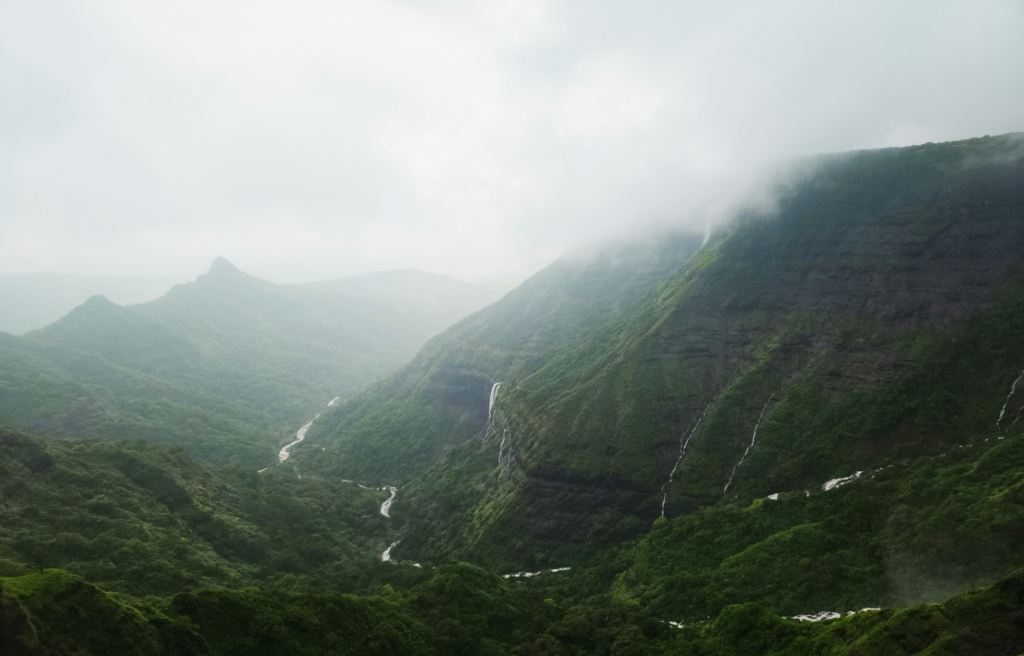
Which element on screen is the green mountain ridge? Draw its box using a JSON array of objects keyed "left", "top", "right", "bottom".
[
  {"left": 298, "top": 232, "right": 706, "bottom": 485},
  {"left": 293, "top": 135, "right": 1024, "bottom": 576},
  {"left": 4, "top": 134, "right": 1024, "bottom": 654},
  {"left": 0, "top": 262, "right": 500, "bottom": 466}
]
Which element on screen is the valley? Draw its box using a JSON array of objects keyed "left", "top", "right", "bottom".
[{"left": 2, "top": 134, "right": 1024, "bottom": 654}]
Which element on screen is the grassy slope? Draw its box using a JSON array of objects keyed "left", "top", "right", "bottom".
[{"left": 0, "top": 262, "right": 498, "bottom": 466}]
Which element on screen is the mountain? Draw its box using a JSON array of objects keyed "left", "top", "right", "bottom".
[
  {"left": 297, "top": 232, "right": 706, "bottom": 485},
  {"left": 5, "top": 134, "right": 1024, "bottom": 655},
  {"left": 292, "top": 135, "right": 1024, "bottom": 580},
  {"left": 0, "top": 262, "right": 501, "bottom": 465},
  {"left": 0, "top": 272, "right": 181, "bottom": 335}
]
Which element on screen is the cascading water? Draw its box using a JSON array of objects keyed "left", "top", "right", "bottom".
[
  {"left": 502, "top": 567, "right": 571, "bottom": 579},
  {"left": 997, "top": 368, "right": 1024, "bottom": 429},
  {"left": 661, "top": 404, "right": 711, "bottom": 517},
  {"left": 723, "top": 393, "right": 775, "bottom": 495},
  {"left": 276, "top": 396, "right": 341, "bottom": 464},
  {"left": 822, "top": 471, "right": 862, "bottom": 491},
  {"left": 280, "top": 419, "right": 315, "bottom": 463},
  {"left": 380, "top": 486, "right": 398, "bottom": 518},
  {"left": 497, "top": 429, "right": 508, "bottom": 465},
  {"left": 381, "top": 540, "right": 399, "bottom": 562},
  {"left": 488, "top": 382, "right": 502, "bottom": 419}
]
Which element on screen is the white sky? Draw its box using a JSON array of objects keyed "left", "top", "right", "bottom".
[{"left": 2, "top": 0, "right": 1023, "bottom": 284}]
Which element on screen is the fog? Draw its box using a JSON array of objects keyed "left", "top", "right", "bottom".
[{"left": 2, "top": 0, "right": 1022, "bottom": 285}]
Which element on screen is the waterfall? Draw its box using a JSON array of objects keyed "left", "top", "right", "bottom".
[
  {"left": 502, "top": 567, "right": 571, "bottom": 579},
  {"left": 661, "top": 404, "right": 711, "bottom": 517},
  {"left": 380, "top": 486, "right": 398, "bottom": 518},
  {"left": 490, "top": 382, "right": 507, "bottom": 465},
  {"left": 823, "top": 471, "right": 862, "bottom": 491},
  {"left": 488, "top": 382, "right": 502, "bottom": 419},
  {"left": 997, "top": 368, "right": 1024, "bottom": 429},
  {"left": 497, "top": 429, "right": 508, "bottom": 465},
  {"left": 723, "top": 393, "right": 775, "bottom": 495},
  {"left": 279, "top": 420, "right": 314, "bottom": 463},
  {"left": 276, "top": 396, "right": 341, "bottom": 464},
  {"left": 381, "top": 540, "right": 399, "bottom": 562}
]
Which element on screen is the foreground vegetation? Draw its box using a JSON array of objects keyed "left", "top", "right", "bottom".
[
  {"left": 3, "top": 563, "right": 1022, "bottom": 655},
  {"left": 0, "top": 427, "right": 396, "bottom": 596}
]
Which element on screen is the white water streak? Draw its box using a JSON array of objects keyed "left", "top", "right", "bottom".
[
  {"left": 277, "top": 396, "right": 341, "bottom": 464},
  {"left": 823, "top": 471, "right": 862, "bottom": 491},
  {"left": 381, "top": 540, "right": 399, "bottom": 562},
  {"left": 489, "top": 382, "right": 502, "bottom": 419},
  {"left": 502, "top": 567, "right": 570, "bottom": 579},
  {"left": 498, "top": 429, "right": 508, "bottom": 465},
  {"left": 380, "top": 486, "right": 398, "bottom": 518},
  {"left": 661, "top": 404, "right": 711, "bottom": 516},
  {"left": 279, "top": 419, "right": 314, "bottom": 463},
  {"left": 792, "top": 608, "right": 880, "bottom": 622},
  {"left": 723, "top": 393, "right": 775, "bottom": 495},
  {"left": 791, "top": 611, "right": 841, "bottom": 622},
  {"left": 997, "top": 368, "right": 1024, "bottom": 429}
]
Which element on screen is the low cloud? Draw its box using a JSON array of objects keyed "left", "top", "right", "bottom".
[{"left": 1, "top": 0, "right": 1022, "bottom": 284}]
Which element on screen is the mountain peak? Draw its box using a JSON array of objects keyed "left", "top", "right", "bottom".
[{"left": 207, "top": 257, "right": 242, "bottom": 277}]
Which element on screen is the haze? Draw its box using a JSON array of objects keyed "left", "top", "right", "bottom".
[{"left": 2, "top": 0, "right": 1022, "bottom": 285}]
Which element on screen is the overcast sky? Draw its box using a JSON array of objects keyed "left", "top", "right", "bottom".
[{"left": 2, "top": 0, "right": 1023, "bottom": 285}]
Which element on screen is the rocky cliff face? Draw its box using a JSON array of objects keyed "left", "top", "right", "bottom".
[{"left": 394, "top": 135, "right": 1024, "bottom": 567}]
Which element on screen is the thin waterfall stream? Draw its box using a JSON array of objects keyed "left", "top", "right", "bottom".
[
  {"left": 997, "top": 367, "right": 1024, "bottom": 429},
  {"left": 380, "top": 486, "right": 398, "bottom": 518},
  {"left": 661, "top": 404, "right": 711, "bottom": 517},
  {"left": 723, "top": 393, "right": 775, "bottom": 495},
  {"left": 498, "top": 429, "right": 509, "bottom": 465},
  {"left": 489, "top": 382, "right": 502, "bottom": 419},
  {"left": 278, "top": 396, "right": 341, "bottom": 463}
]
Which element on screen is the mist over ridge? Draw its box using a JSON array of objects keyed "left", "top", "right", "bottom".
[
  {"left": 2, "top": 1, "right": 1022, "bottom": 283},
  {"left": 3, "top": 4, "right": 1024, "bottom": 654}
]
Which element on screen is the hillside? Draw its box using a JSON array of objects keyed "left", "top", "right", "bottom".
[
  {"left": 4, "top": 134, "right": 1024, "bottom": 654},
  {"left": 0, "top": 425, "right": 396, "bottom": 597},
  {"left": 288, "top": 136, "right": 1024, "bottom": 579},
  {"left": 0, "top": 262, "right": 499, "bottom": 466},
  {"left": 297, "top": 232, "right": 706, "bottom": 485}
]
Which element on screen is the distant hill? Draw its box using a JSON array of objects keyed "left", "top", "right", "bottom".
[
  {"left": 0, "top": 260, "right": 501, "bottom": 466},
  {"left": 0, "top": 272, "right": 181, "bottom": 335}
]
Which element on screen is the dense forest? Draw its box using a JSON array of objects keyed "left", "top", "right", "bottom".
[{"left": 2, "top": 135, "right": 1024, "bottom": 654}]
